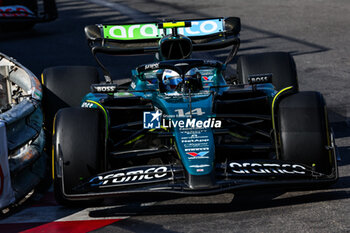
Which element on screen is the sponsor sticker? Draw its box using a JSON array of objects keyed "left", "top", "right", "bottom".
[
  {"left": 115, "top": 92, "right": 135, "bottom": 97},
  {"left": 143, "top": 108, "right": 221, "bottom": 129},
  {"left": 103, "top": 19, "right": 224, "bottom": 40},
  {"left": 91, "top": 84, "right": 118, "bottom": 93},
  {"left": 143, "top": 111, "right": 162, "bottom": 129},
  {"left": 81, "top": 102, "right": 94, "bottom": 108},
  {"left": 186, "top": 151, "right": 209, "bottom": 157},
  {"left": 248, "top": 73, "right": 273, "bottom": 85},
  {"left": 89, "top": 166, "right": 169, "bottom": 187},
  {"left": 162, "top": 118, "right": 221, "bottom": 129},
  {"left": 189, "top": 164, "right": 210, "bottom": 168},
  {"left": 202, "top": 76, "right": 214, "bottom": 82},
  {"left": 229, "top": 162, "right": 307, "bottom": 175},
  {"left": 145, "top": 63, "right": 160, "bottom": 70}
]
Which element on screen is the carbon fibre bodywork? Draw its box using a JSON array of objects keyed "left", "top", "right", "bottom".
[
  {"left": 51, "top": 18, "right": 338, "bottom": 202},
  {"left": 55, "top": 63, "right": 338, "bottom": 200}
]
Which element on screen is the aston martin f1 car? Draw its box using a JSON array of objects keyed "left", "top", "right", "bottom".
[
  {"left": 0, "top": 52, "right": 45, "bottom": 210},
  {"left": 0, "top": 0, "right": 57, "bottom": 30},
  {"left": 41, "top": 17, "right": 338, "bottom": 205}
]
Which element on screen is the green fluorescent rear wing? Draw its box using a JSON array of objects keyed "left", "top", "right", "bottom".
[
  {"left": 102, "top": 18, "right": 225, "bottom": 40},
  {"left": 85, "top": 17, "right": 241, "bottom": 56}
]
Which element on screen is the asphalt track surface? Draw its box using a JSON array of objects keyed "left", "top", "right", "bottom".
[{"left": 1, "top": 0, "right": 350, "bottom": 232}]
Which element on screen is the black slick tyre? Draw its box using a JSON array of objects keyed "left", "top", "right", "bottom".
[
  {"left": 41, "top": 66, "right": 99, "bottom": 150},
  {"left": 41, "top": 66, "right": 99, "bottom": 193},
  {"left": 237, "top": 52, "right": 298, "bottom": 91},
  {"left": 278, "top": 91, "right": 334, "bottom": 175},
  {"left": 53, "top": 107, "right": 105, "bottom": 206}
]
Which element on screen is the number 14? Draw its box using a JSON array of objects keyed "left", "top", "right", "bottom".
[{"left": 174, "top": 108, "right": 205, "bottom": 117}]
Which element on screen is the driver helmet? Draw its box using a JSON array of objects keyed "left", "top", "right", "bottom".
[{"left": 162, "top": 69, "right": 182, "bottom": 92}]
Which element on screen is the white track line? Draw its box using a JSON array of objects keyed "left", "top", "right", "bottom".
[
  {"left": 0, "top": 205, "right": 127, "bottom": 224},
  {"left": 85, "top": 0, "right": 154, "bottom": 21}
]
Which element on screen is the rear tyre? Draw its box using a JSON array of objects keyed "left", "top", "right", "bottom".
[
  {"left": 53, "top": 107, "right": 105, "bottom": 206},
  {"left": 278, "top": 91, "right": 334, "bottom": 175},
  {"left": 237, "top": 52, "right": 298, "bottom": 91},
  {"left": 42, "top": 66, "right": 100, "bottom": 131},
  {"left": 41, "top": 66, "right": 99, "bottom": 186}
]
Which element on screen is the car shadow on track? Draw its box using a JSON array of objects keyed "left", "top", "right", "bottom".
[{"left": 88, "top": 180, "right": 350, "bottom": 217}]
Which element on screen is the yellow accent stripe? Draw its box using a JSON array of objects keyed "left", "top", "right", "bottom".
[
  {"left": 124, "top": 135, "right": 143, "bottom": 145},
  {"left": 229, "top": 131, "right": 249, "bottom": 140},
  {"left": 86, "top": 100, "right": 109, "bottom": 138},
  {"left": 124, "top": 128, "right": 156, "bottom": 145},
  {"left": 163, "top": 21, "right": 185, "bottom": 28},
  {"left": 41, "top": 73, "right": 44, "bottom": 85},
  {"left": 124, "top": 127, "right": 168, "bottom": 146},
  {"left": 271, "top": 86, "right": 293, "bottom": 158},
  {"left": 52, "top": 115, "right": 56, "bottom": 180},
  {"left": 52, "top": 146, "right": 55, "bottom": 180}
]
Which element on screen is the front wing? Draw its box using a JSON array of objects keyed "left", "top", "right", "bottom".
[{"left": 59, "top": 159, "right": 338, "bottom": 200}]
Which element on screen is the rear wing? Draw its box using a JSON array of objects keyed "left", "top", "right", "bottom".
[{"left": 85, "top": 17, "right": 241, "bottom": 56}]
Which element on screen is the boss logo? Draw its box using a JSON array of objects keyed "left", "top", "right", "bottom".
[
  {"left": 248, "top": 73, "right": 272, "bottom": 85},
  {"left": 91, "top": 84, "right": 118, "bottom": 93},
  {"left": 251, "top": 76, "right": 268, "bottom": 82},
  {"left": 95, "top": 86, "right": 116, "bottom": 92}
]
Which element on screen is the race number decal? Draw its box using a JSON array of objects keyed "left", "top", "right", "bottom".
[{"left": 174, "top": 108, "right": 205, "bottom": 117}]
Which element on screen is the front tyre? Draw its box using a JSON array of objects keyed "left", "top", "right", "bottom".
[
  {"left": 53, "top": 107, "right": 105, "bottom": 206},
  {"left": 278, "top": 91, "right": 336, "bottom": 175}
]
